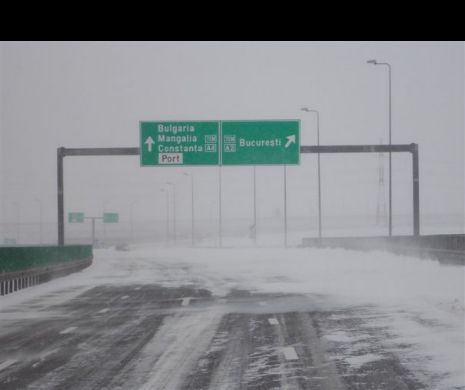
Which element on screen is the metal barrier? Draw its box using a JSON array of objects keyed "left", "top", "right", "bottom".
[
  {"left": 0, "top": 245, "right": 92, "bottom": 296},
  {"left": 301, "top": 234, "right": 465, "bottom": 265}
]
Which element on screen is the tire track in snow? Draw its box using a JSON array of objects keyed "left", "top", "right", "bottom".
[
  {"left": 184, "top": 313, "right": 286, "bottom": 389},
  {"left": 114, "top": 309, "right": 224, "bottom": 390},
  {"left": 0, "top": 285, "right": 210, "bottom": 390},
  {"left": 205, "top": 314, "right": 255, "bottom": 390},
  {"left": 277, "top": 312, "right": 345, "bottom": 390}
]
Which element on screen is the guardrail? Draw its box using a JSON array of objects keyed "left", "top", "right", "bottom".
[
  {"left": 301, "top": 234, "right": 465, "bottom": 265},
  {"left": 0, "top": 245, "right": 93, "bottom": 296}
]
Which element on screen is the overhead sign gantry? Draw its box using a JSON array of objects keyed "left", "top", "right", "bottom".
[{"left": 57, "top": 120, "right": 420, "bottom": 246}]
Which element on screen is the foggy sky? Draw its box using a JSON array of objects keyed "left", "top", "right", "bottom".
[{"left": 0, "top": 41, "right": 463, "bottom": 239}]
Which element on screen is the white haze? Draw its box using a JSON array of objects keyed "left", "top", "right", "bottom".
[{"left": 0, "top": 41, "right": 463, "bottom": 244}]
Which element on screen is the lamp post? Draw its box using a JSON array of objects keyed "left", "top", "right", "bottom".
[
  {"left": 102, "top": 200, "right": 110, "bottom": 246},
  {"left": 160, "top": 189, "right": 170, "bottom": 243},
  {"left": 218, "top": 167, "right": 222, "bottom": 248},
  {"left": 284, "top": 165, "right": 288, "bottom": 247},
  {"left": 166, "top": 182, "right": 176, "bottom": 245},
  {"left": 34, "top": 198, "right": 43, "bottom": 244},
  {"left": 252, "top": 166, "right": 257, "bottom": 244},
  {"left": 11, "top": 201, "right": 20, "bottom": 243},
  {"left": 301, "top": 108, "right": 322, "bottom": 238},
  {"left": 130, "top": 201, "right": 137, "bottom": 243},
  {"left": 183, "top": 172, "right": 195, "bottom": 247},
  {"left": 367, "top": 59, "right": 392, "bottom": 236}
]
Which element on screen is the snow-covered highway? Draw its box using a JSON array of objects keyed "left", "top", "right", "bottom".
[{"left": 0, "top": 244, "right": 463, "bottom": 389}]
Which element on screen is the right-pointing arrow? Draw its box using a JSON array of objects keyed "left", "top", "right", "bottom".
[{"left": 285, "top": 134, "right": 296, "bottom": 148}]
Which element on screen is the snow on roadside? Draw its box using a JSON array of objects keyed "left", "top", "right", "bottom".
[{"left": 1, "top": 243, "right": 463, "bottom": 388}]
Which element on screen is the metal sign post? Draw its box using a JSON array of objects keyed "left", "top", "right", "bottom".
[
  {"left": 84, "top": 216, "right": 102, "bottom": 247},
  {"left": 57, "top": 147, "right": 138, "bottom": 246}
]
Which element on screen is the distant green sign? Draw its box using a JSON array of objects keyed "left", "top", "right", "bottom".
[
  {"left": 68, "top": 212, "right": 85, "bottom": 223},
  {"left": 221, "top": 120, "right": 300, "bottom": 165},
  {"left": 103, "top": 213, "right": 119, "bottom": 223},
  {"left": 140, "top": 121, "right": 220, "bottom": 166}
]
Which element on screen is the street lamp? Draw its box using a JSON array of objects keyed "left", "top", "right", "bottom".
[
  {"left": 11, "top": 201, "right": 20, "bottom": 243},
  {"left": 301, "top": 107, "right": 322, "bottom": 239},
  {"left": 166, "top": 182, "right": 176, "bottom": 245},
  {"left": 160, "top": 189, "right": 170, "bottom": 243},
  {"left": 218, "top": 167, "right": 222, "bottom": 248},
  {"left": 102, "top": 199, "right": 111, "bottom": 246},
  {"left": 183, "top": 173, "right": 195, "bottom": 247},
  {"left": 367, "top": 59, "right": 392, "bottom": 236},
  {"left": 283, "top": 165, "right": 288, "bottom": 247},
  {"left": 34, "top": 198, "right": 43, "bottom": 244},
  {"left": 252, "top": 166, "right": 257, "bottom": 244},
  {"left": 130, "top": 201, "right": 137, "bottom": 243}
]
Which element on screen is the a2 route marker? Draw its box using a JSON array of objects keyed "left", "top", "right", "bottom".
[{"left": 140, "top": 120, "right": 300, "bottom": 166}]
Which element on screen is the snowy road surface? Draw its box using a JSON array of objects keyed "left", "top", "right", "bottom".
[{"left": 0, "top": 244, "right": 463, "bottom": 389}]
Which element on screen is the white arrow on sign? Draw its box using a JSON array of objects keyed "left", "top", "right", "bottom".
[
  {"left": 145, "top": 136, "right": 155, "bottom": 152},
  {"left": 285, "top": 135, "right": 296, "bottom": 148}
]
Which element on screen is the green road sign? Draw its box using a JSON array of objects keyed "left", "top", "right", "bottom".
[
  {"left": 68, "top": 212, "right": 84, "bottom": 223},
  {"left": 140, "top": 121, "right": 220, "bottom": 166},
  {"left": 103, "top": 213, "right": 119, "bottom": 223},
  {"left": 221, "top": 120, "right": 300, "bottom": 165}
]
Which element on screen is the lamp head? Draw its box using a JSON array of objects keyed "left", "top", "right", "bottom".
[{"left": 367, "top": 59, "right": 377, "bottom": 65}]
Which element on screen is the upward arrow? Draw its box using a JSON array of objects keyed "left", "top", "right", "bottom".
[
  {"left": 285, "top": 134, "right": 296, "bottom": 148},
  {"left": 145, "top": 136, "right": 155, "bottom": 152}
]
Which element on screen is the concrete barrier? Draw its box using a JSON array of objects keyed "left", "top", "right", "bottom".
[
  {"left": 301, "top": 234, "right": 465, "bottom": 265},
  {"left": 0, "top": 245, "right": 92, "bottom": 296}
]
